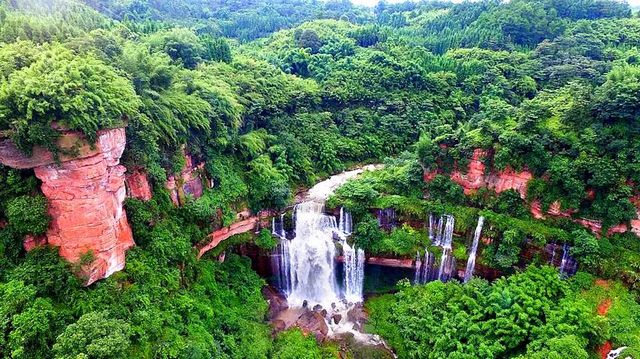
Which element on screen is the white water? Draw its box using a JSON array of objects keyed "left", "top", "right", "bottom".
[
  {"left": 343, "top": 240, "right": 365, "bottom": 302},
  {"left": 339, "top": 207, "right": 353, "bottom": 236},
  {"left": 437, "top": 215, "right": 456, "bottom": 281},
  {"left": 414, "top": 250, "right": 437, "bottom": 284},
  {"left": 559, "top": 242, "right": 570, "bottom": 278},
  {"left": 463, "top": 216, "right": 485, "bottom": 283},
  {"left": 285, "top": 166, "right": 376, "bottom": 308}
]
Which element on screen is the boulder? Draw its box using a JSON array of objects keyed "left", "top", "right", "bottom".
[
  {"left": 295, "top": 310, "right": 329, "bottom": 340},
  {"left": 262, "top": 286, "right": 289, "bottom": 320}
]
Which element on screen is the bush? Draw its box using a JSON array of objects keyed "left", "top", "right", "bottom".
[
  {"left": 5, "top": 195, "right": 49, "bottom": 236},
  {"left": 255, "top": 228, "right": 277, "bottom": 250}
]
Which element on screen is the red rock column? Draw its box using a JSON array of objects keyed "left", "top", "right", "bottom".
[{"left": 0, "top": 128, "right": 135, "bottom": 285}]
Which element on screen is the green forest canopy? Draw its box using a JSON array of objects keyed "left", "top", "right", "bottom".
[{"left": 0, "top": 0, "right": 639, "bottom": 357}]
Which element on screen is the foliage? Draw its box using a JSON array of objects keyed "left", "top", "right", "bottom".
[
  {"left": 0, "top": 45, "right": 139, "bottom": 154},
  {"left": 367, "top": 266, "right": 604, "bottom": 359},
  {"left": 271, "top": 328, "right": 334, "bottom": 359},
  {"left": 52, "top": 311, "right": 132, "bottom": 359},
  {"left": 5, "top": 195, "right": 49, "bottom": 237},
  {"left": 255, "top": 228, "right": 277, "bottom": 251}
]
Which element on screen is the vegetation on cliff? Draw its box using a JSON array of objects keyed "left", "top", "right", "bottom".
[{"left": 0, "top": 0, "right": 639, "bottom": 357}]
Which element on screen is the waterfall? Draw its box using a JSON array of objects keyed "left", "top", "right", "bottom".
[
  {"left": 558, "top": 243, "right": 578, "bottom": 278},
  {"left": 377, "top": 208, "right": 396, "bottom": 230},
  {"left": 437, "top": 215, "right": 456, "bottom": 281},
  {"left": 414, "top": 251, "right": 421, "bottom": 284},
  {"left": 283, "top": 166, "right": 375, "bottom": 308},
  {"left": 430, "top": 214, "right": 446, "bottom": 246},
  {"left": 339, "top": 207, "right": 352, "bottom": 236},
  {"left": 273, "top": 238, "right": 292, "bottom": 294},
  {"left": 548, "top": 241, "right": 557, "bottom": 265},
  {"left": 287, "top": 202, "right": 341, "bottom": 307},
  {"left": 463, "top": 216, "right": 485, "bottom": 283},
  {"left": 414, "top": 250, "right": 437, "bottom": 284},
  {"left": 559, "top": 243, "right": 569, "bottom": 277},
  {"left": 343, "top": 240, "right": 365, "bottom": 302}
]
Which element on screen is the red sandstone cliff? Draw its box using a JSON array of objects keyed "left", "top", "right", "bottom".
[
  {"left": 125, "top": 168, "right": 152, "bottom": 201},
  {"left": 425, "top": 149, "right": 533, "bottom": 198},
  {"left": 425, "top": 149, "right": 640, "bottom": 238},
  {"left": 0, "top": 129, "right": 135, "bottom": 285}
]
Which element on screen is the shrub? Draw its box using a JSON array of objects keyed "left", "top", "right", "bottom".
[{"left": 5, "top": 195, "right": 49, "bottom": 236}]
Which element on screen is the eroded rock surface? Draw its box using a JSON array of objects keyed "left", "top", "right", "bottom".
[{"left": 0, "top": 129, "right": 135, "bottom": 285}]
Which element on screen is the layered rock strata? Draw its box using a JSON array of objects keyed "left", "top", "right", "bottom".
[
  {"left": 0, "top": 128, "right": 135, "bottom": 284},
  {"left": 425, "top": 148, "right": 640, "bottom": 238}
]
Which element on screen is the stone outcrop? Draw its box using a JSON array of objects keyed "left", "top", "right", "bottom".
[
  {"left": 125, "top": 168, "right": 152, "bottom": 201},
  {"left": 426, "top": 148, "right": 640, "bottom": 238},
  {"left": 336, "top": 255, "right": 414, "bottom": 268},
  {"left": 0, "top": 129, "right": 135, "bottom": 285},
  {"left": 425, "top": 149, "right": 533, "bottom": 198},
  {"left": 197, "top": 210, "right": 273, "bottom": 258},
  {"left": 166, "top": 150, "right": 209, "bottom": 206}
]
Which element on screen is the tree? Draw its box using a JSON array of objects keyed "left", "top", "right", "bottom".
[
  {"left": 53, "top": 311, "right": 132, "bottom": 359},
  {"left": 0, "top": 45, "right": 139, "bottom": 154}
]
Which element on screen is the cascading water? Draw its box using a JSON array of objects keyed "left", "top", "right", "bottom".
[
  {"left": 414, "top": 250, "right": 437, "bottom": 284},
  {"left": 437, "top": 215, "right": 456, "bottom": 281},
  {"left": 272, "top": 214, "right": 292, "bottom": 294},
  {"left": 463, "top": 216, "right": 485, "bottom": 283},
  {"left": 339, "top": 207, "right": 353, "bottom": 236},
  {"left": 430, "top": 214, "right": 446, "bottom": 246},
  {"left": 343, "top": 240, "right": 365, "bottom": 302},
  {"left": 282, "top": 166, "right": 375, "bottom": 308},
  {"left": 287, "top": 202, "right": 342, "bottom": 307}
]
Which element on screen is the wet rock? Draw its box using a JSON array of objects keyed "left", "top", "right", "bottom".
[
  {"left": 332, "top": 314, "right": 342, "bottom": 324},
  {"left": 294, "top": 310, "right": 329, "bottom": 340},
  {"left": 272, "top": 319, "right": 286, "bottom": 332},
  {"left": 347, "top": 303, "right": 368, "bottom": 332},
  {"left": 262, "top": 286, "right": 288, "bottom": 321},
  {"left": 302, "top": 300, "right": 308, "bottom": 308},
  {"left": 312, "top": 304, "right": 323, "bottom": 312}
]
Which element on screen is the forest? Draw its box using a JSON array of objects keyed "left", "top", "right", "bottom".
[{"left": 0, "top": 0, "right": 639, "bottom": 358}]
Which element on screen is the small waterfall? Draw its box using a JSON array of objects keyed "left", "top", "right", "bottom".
[
  {"left": 414, "top": 250, "right": 437, "bottom": 284},
  {"left": 339, "top": 207, "right": 353, "bottom": 236},
  {"left": 437, "top": 215, "right": 456, "bottom": 281},
  {"left": 343, "top": 240, "right": 365, "bottom": 302},
  {"left": 377, "top": 208, "right": 396, "bottom": 230},
  {"left": 548, "top": 241, "right": 557, "bottom": 265},
  {"left": 273, "top": 239, "right": 292, "bottom": 294},
  {"left": 413, "top": 252, "right": 421, "bottom": 284},
  {"left": 559, "top": 243, "right": 570, "bottom": 278},
  {"left": 272, "top": 214, "right": 287, "bottom": 239},
  {"left": 463, "top": 216, "right": 485, "bottom": 283},
  {"left": 544, "top": 242, "right": 577, "bottom": 278},
  {"left": 430, "top": 214, "right": 446, "bottom": 246}
]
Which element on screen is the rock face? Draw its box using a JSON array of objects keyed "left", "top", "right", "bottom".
[
  {"left": 166, "top": 150, "right": 207, "bottom": 206},
  {"left": 0, "top": 129, "right": 135, "bottom": 285},
  {"left": 426, "top": 149, "right": 533, "bottom": 198},
  {"left": 197, "top": 210, "right": 272, "bottom": 258},
  {"left": 426, "top": 148, "right": 640, "bottom": 238},
  {"left": 125, "top": 169, "right": 152, "bottom": 201}
]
